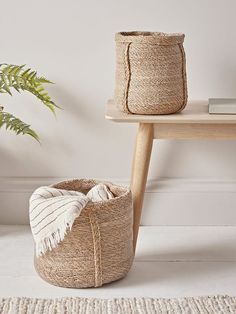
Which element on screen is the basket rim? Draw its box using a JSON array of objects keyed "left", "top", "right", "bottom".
[
  {"left": 51, "top": 178, "right": 132, "bottom": 206},
  {"left": 115, "top": 31, "right": 185, "bottom": 45}
]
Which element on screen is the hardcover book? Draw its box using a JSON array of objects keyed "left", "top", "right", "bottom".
[{"left": 209, "top": 98, "right": 236, "bottom": 114}]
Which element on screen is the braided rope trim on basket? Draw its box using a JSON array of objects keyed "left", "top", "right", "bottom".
[
  {"left": 123, "top": 42, "right": 132, "bottom": 114},
  {"left": 176, "top": 43, "right": 188, "bottom": 112},
  {"left": 89, "top": 209, "right": 103, "bottom": 287}
]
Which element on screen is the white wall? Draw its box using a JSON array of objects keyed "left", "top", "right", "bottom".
[{"left": 1, "top": 0, "right": 236, "bottom": 225}]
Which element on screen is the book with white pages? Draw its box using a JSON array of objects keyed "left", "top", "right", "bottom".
[{"left": 209, "top": 98, "right": 236, "bottom": 114}]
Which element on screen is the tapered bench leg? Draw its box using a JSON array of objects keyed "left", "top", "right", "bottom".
[{"left": 131, "top": 123, "right": 154, "bottom": 252}]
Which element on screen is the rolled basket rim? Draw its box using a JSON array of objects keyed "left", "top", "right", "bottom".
[
  {"left": 51, "top": 178, "right": 131, "bottom": 206},
  {"left": 115, "top": 31, "right": 185, "bottom": 45}
]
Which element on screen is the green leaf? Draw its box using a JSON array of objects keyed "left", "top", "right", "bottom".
[
  {"left": 0, "top": 111, "right": 40, "bottom": 142},
  {"left": 0, "top": 64, "right": 60, "bottom": 141},
  {"left": 0, "top": 64, "right": 59, "bottom": 112},
  {"left": 36, "top": 76, "right": 54, "bottom": 84},
  {"left": 2, "top": 84, "right": 12, "bottom": 95}
]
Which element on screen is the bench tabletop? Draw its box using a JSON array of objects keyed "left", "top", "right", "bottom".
[{"left": 106, "top": 100, "right": 236, "bottom": 124}]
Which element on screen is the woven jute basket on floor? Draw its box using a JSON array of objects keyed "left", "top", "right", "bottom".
[
  {"left": 114, "top": 31, "right": 188, "bottom": 115},
  {"left": 34, "top": 179, "right": 134, "bottom": 288}
]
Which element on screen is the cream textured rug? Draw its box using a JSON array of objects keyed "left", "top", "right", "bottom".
[{"left": 0, "top": 295, "right": 236, "bottom": 314}]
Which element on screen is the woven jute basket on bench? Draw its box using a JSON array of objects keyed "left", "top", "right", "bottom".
[
  {"left": 34, "top": 179, "right": 134, "bottom": 288},
  {"left": 114, "top": 31, "right": 188, "bottom": 115}
]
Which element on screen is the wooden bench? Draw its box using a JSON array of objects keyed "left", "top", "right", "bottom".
[{"left": 106, "top": 100, "right": 236, "bottom": 252}]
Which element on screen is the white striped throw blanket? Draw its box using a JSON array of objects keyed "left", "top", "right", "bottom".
[{"left": 30, "top": 184, "right": 114, "bottom": 256}]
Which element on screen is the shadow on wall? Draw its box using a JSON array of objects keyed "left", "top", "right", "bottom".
[
  {"left": 0, "top": 82, "right": 104, "bottom": 177},
  {"left": 0, "top": 140, "right": 53, "bottom": 177},
  {"left": 51, "top": 84, "right": 102, "bottom": 128},
  {"left": 0, "top": 147, "right": 19, "bottom": 174},
  {"left": 150, "top": 140, "right": 236, "bottom": 179},
  {"left": 50, "top": 84, "right": 136, "bottom": 160}
]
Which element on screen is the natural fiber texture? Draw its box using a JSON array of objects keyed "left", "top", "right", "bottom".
[
  {"left": 34, "top": 179, "right": 134, "bottom": 289},
  {"left": 114, "top": 31, "right": 188, "bottom": 115},
  {"left": 1, "top": 296, "right": 236, "bottom": 313}
]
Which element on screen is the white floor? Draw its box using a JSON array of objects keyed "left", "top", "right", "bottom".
[{"left": 1, "top": 225, "right": 236, "bottom": 299}]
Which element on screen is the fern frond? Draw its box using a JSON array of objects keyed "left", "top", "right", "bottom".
[
  {"left": 0, "top": 111, "right": 40, "bottom": 142},
  {"left": 35, "top": 76, "right": 53, "bottom": 84},
  {"left": 0, "top": 64, "right": 59, "bottom": 113}
]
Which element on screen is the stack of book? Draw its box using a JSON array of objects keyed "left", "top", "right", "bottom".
[{"left": 209, "top": 98, "right": 236, "bottom": 114}]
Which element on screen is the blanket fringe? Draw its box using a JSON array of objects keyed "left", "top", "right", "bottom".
[
  {"left": 35, "top": 211, "right": 79, "bottom": 257},
  {"left": 31, "top": 183, "right": 114, "bottom": 256}
]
